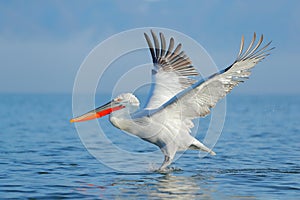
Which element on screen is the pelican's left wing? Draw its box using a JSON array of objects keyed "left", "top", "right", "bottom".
[
  {"left": 150, "top": 33, "right": 274, "bottom": 120},
  {"left": 143, "top": 30, "right": 199, "bottom": 109}
]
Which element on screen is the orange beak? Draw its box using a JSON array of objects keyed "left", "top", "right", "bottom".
[{"left": 70, "top": 101, "right": 125, "bottom": 123}]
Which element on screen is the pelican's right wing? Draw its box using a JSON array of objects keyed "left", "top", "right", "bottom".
[
  {"left": 151, "top": 33, "right": 274, "bottom": 120},
  {"left": 143, "top": 30, "right": 199, "bottom": 109}
]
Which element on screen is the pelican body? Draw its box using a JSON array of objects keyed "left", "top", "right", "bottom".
[{"left": 71, "top": 30, "right": 273, "bottom": 170}]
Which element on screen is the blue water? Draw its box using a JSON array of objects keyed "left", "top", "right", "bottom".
[{"left": 0, "top": 94, "right": 299, "bottom": 199}]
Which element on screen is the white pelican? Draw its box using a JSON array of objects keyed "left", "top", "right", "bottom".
[{"left": 71, "top": 30, "right": 273, "bottom": 171}]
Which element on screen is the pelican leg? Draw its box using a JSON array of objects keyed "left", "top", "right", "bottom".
[
  {"left": 159, "top": 155, "right": 172, "bottom": 171},
  {"left": 190, "top": 139, "right": 216, "bottom": 156}
]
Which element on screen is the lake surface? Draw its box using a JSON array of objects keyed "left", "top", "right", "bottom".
[{"left": 0, "top": 94, "right": 299, "bottom": 199}]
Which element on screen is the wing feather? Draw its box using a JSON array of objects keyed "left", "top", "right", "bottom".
[
  {"left": 237, "top": 35, "right": 245, "bottom": 58},
  {"left": 144, "top": 33, "right": 156, "bottom": 64},
  {"left": 144, "top": 30, "right": 199, "bottom": 109},
  {"left": 165, "top": 37, "right": 174, "bottom": 57},
  {"left": 160, "top": 32, "right": 166, "bottom": 57},
  {"left": 151, "top": 30, "right": 160, "bottom": 58},
  {"left": 149, "top": 33, "right": 274, "bottom": 125},
  {"left": 240, "top": 32, "right": 256, "bottom": 60}
]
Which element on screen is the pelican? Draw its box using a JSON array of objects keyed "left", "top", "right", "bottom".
[{"left": 71, "top": 30, "right": 273, "bottom": 171}]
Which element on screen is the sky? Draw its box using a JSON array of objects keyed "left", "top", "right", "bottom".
[{"left": 0, "top": 0, "right": 299, "bottom": 94}]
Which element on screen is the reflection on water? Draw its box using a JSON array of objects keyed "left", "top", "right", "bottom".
[
  {"left": 1, "top": 94, "right": 300, "bottom": 199},
  {"left": 150, "top": 174, "right": 215, "bottom": 199},
  {"left": 76, "top": 166, "right": 299, "bottom": 199},
  {"left": 74, "top": 171, "right": 219, "bottom": 199}
]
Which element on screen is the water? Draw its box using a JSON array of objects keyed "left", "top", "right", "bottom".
[{"left": 0, "top": 94, "right": 299, "bottom": 199}]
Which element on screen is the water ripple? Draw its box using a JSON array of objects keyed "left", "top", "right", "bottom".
[{"left": 0, "top": 94, "right": 299, "bottom": 199}]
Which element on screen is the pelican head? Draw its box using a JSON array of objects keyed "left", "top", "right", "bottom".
[{"left": 70, "top": 93, "right": 140, "bottom": 123}]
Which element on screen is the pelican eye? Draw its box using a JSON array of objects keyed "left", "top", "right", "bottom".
[{"left": 115, "top": 98, "right": 122, "bottom": 102}]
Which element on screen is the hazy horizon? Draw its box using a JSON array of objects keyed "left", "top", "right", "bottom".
[{"left": 0, "top": 0, "right": 299, "bottom": 94}]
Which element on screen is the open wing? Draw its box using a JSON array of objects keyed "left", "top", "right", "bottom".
[
  {"left": 150, "top": 33, "right": 274, "bottom": 122},
  {"left": 143, "top": 30, "right": 199, "bottom": 109}
]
